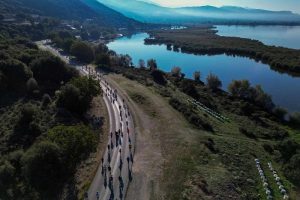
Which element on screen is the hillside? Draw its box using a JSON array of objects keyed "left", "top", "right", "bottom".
[
  {"left": 0, "top": 0, "right": 143, "bottom": 28},
  {"left": 97, "top": 0, "right": 300, "bottom": 25}
]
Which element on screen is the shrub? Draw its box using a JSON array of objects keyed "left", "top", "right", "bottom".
[
  {"left": 0, "top": 161, "right": 15, "bottom": 188},
  {"left": 47, "top": 125, "right": 97, "bottom": 171},
  {"left": 283, "top": 153, "right": 300, "bottom": 186},
  {"left": 206, "top": 73, "right": 222, "bottom": 91},
  {"left": 138, "top": 59, "right": 146, "bottom": 68},
  {"left": 42, "top": 94, "right": 52, "bottom": 107},
  {"left": 273, "top": 107, "right": 288, "bottom": 121},
  {"left": 95, "top": 53, "right": 110, "bottom": 66},
  {"left": 193, "top": 71, "right": 201, "bottom": 82},
  {"left": 30, "top": 55, "right": 77, "bottom": 90},
  {"left": 57, "top": 84, "right": 81, "bottom": 114},
  {"left": 22, "top": 141, "right": 64, "bottom": 194},
  {"left": 26, "top": 78, "right": 39, "bottom": 95},
  {"left": 180, "top": 80, "right": 199, "bottom": 99},
  {"left": 278, "top": 139, "right": 299, "bottom": 161},
  {"left": 151, "top": 69, "right": 166, "bottom": 85},
  {"left": 289, "top": 112, "right": 300, "bottom": 127},
  {"left": 70, "top": 41, "right": 94, "bottom": 63},
  {"left": 147, "top": 59, "right": 157, "bottom": 71},
  {"left": 228, "top": 80, "right": 251, "bottom": 99},
  {"left": 171, "top": 66, "right": 182, "bottom": 77}
]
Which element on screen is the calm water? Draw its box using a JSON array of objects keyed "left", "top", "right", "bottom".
[
  {"left": 108, "top": 33, "right": 300, "bottom": 112},
  {"left": 216, "top": 25, "right": 300, "bottom": 49}
]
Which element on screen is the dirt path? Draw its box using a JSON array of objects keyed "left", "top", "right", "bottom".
[{"left": 107, "top": 74, "right": 201, "bottom": 200}]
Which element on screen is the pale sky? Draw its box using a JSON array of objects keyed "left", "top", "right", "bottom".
[{"left": 144, "top": 0, "right": 300, "bottom": 14}]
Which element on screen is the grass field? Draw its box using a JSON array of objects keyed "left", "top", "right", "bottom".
[{"left": 106, "top": 73, "right": 299, "bottom": 200}]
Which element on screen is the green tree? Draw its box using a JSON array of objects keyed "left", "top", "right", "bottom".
[
  {"left": 289, "top": 112, "right": 300, "bottom": 127},
  {"left": 171, "top": 66, "right": 181, "bottom": 77},
  {"left": 147, "top": 59, "right": 157, "bottom": 71},
  {"left": 193, "top": 71, "right": 201, "bottom": 82},
  {"left": 283, "top": 153, "right": 300, "bottom": 186},
  {"left": 57, "top": 84, "right": 81, "bottom": 114},
  {"left": 70, "top": 41, "right": 94, "bottom": 63},
  {"left": 273, "top": 107, "right": 288, "bottom": 121},
  {"left": 30, "top": 55, "right": 77, "bottom": 90},
  {"left": 47, "top": 125, "right": 97, "bottom": 171},
  {"left": 26, "top": 78, "right": 39, "bottom": 95},
  {"left": 206, "top": 73, "right": 222, "bottom": 91},
  {"left": 22, "top": 141, "right": 64, "bottom": 195},
  {"left": 0, "top": 59, "right": 32, "bottom": 89},
  {"left": 228, "top": 80, "right": 251, "bottom": 99},
  {"left": 95, "top": 53, "right": 111, "bottom": 66}
]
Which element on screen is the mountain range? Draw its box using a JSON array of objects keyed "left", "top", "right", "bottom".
[
  {"left": 0, "top": 0, "right": 143, "bottom": 28},
  {"left": 95, "top": 0, "right": 300, "bottom": 25}
]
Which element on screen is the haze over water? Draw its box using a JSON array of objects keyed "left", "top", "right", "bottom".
[
  {"left": 108, "top": 32, "right": 300, "bottom": 112},
  {"left": 216, "top": 25, "right": 300, "bottom": 49}
]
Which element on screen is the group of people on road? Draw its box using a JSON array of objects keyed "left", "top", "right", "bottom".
[{"left": 84, "top": 75, "right": 134, "bottom": 200}]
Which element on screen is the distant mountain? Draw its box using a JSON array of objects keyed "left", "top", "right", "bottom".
[
  {"left": 0, "top": 0, "right": 143, "bottom": 28},
  {"left": 96, "top": 0, "right": 300, "bottom": 25}
]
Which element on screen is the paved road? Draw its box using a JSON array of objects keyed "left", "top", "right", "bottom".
[{"left": 37, "top": 41, "right": 135, "bottom": 200}]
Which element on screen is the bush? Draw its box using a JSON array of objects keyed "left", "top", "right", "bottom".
[
  {"left": 70, "top": 41, "right": 94, "bottom": 63},
  {"left": 57, "top": 77, "right": 101, "bottom": 114},
  {"left": 95, "top": 53, "right": 110, "bottom": 66},
  {"left": 57, "top": 84, "right": 81, "bottom": 114},
  {"left": 138, "top": 59, "right": 146, "bottom": 68},
  {"left": 289, "top": 112, "right": 300, "bottom": 127},
  {"left": 171, "top": 66, "right": 182, "bottom": 77},
  {"left": 0, "top": 59, "right": 32, "bottom": 89},
  {"left": 273, "top": 107, "right": 288, "bottom": 121},
  {"left": 180, "top": 80, "right": 199, "bottom": 99},
  {"left": 26, "top": 78, "right": 39, "bottom": 95},
  {"left": 22, "top": 141, "right": 64, "bottom": 194},
  {"left": 193, "top": 71, "right": 201, "bottom": 82},
  {"left": 228, "top": 80, "right": 251, "bottom": 99},
  {"left": 0, "top": 161, "right": 15, "bottom": 188},
  {"left": 147, "top": 59, "right": 157, "bottom": 71},
  {"left": 42, "top": 94, "right": 52, "bottom": 107},
  {"left": 278, "top": 139, "right": 299, "bottom": 161},
  {"left": 206, "top": 73, "right": 222, "bottom": 91},
  {"left": 151, "top": 69, "right": 166, "bottom": 85},
  {"left": 30, "top": 55, "right": 77, "bottom": 90},
  {"left": 283, "top": 153, "right": 300, "bottom": 186},
  {"left": 47, "top": 125, "right": 97, "bottom": 171}
]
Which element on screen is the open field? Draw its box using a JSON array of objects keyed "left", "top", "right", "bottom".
[{"left": 101, "top": 70, "right": 299, "bottom": 200}]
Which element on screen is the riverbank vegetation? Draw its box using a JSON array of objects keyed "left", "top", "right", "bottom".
[{"left": 145, "top": 28, "right": 300, "bottom": 76}]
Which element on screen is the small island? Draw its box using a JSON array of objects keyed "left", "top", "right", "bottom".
[{"left": 145, "top": 27, "right": 300, "bottom": 76}]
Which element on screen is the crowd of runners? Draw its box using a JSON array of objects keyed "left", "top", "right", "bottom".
[{"left": 81, "top": 66, "right": 134, "bottom": 200}]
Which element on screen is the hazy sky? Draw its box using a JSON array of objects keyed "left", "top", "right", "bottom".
[{"left": 144, "top": 0, "right": 300, "bottom": 13}]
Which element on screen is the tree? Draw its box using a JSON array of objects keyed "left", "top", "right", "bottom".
[
  {"left": 283, "top": 154, "right": 300, "bottom": 186},
  {"left": 138, "top": 59, "right": 146, "bottom": 69},
  {"left": 206, "top": 73, "right": 222, "bottom": 91},
  {"left": 26, "top": 78, "right": 39, "bottom": 95},
  {"left": 193, "top": 71, "right": 201, "bottom": 82},
  {"left": 273, "top": 107, "right": 288, "bottom": 121},
  {"left": 0, "top": 161, "right": 15, "bottom": 189},
  {"left": 95, "top": 53, "right": 111, "bottom": 66},
  {"left": 151, "top": 69, "right": 166, "bottom": 85},
  {"left": 180, "top": 80, "right": 199, "bottom": 99},
  {"left": 0, "top": 59, "right": 32, "bottom": 89},
  {"left": 57, "top": 84, "right": 81, "bottom": 114},
  {"left": 70, "top": 41, "right": 94, "bottom": 63},
  {"left": 57, "top": 77, "right": 101, "bottom": 114},
  {"left": 171, "top": 66, "right": 182, "bottom": 77},
  {"left": 253, "top": 85, "right": 274, "bottom": 111},
  {"left": 22, "top": 141, "right": 64, "bottom": 194},
  {"left": 30, "top": 55, "right": 77, "bottom": 90},
  {"left": 147, "top": 59, "right": 157, "bottom": 71},
  {"left": 42, "top": 94, "right": 52, "bottom": 107},
  {"left": 289, "top": 112, "right": 300, "bottom": 127},
  {"left": 47, "top": 125, "right": 97, "bottom": 171},
  {"left": 228, "top": 80, "right": 251, "bottom": 99}
]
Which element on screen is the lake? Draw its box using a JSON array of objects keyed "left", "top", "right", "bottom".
[
  {"left": 107, "top": 33, "right": 300, "bottom": 112},
  {"left": 216, "top": 25, "right": 300, "bottom": 49}
]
